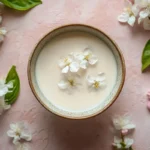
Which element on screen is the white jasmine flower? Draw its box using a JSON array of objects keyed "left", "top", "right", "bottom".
[
  {"left": 75, "top": 48, "right": 98, "bottom": 69},
  {"left": 0, "top": 78, "right": 13, "bottom": 97},
  {"left": 7, "top": 122, "right": 32, "bottom": 145},
  {"left": 113, "top": 136, "right": 134, "bottom": 149},
  {"left": 113, "top": 115, "right": 136, "bottom": 130},
  {"left": 15, "top": 143, "right": 29, "bottom": 150},
  {"left": 0, "top": 96, "right": 11, "bottom": 114},
  {"left": 87, "top": 72, "right": 106, "bottom": 90},
  {"left": 118, "top": 0, "right": 139, "bottom": 26},
  {"left": 0, "top": 27, "right": 7, "bottom": 42},
  {"left": 58, "top": 55, "right": 80, "bottom": 73},
  {"left": 58, "top": 75, "right": 80, "bottom": 90}
]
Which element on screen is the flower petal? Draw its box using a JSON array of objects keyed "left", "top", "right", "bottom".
[
  {"left": 83, "top": 48, "right": 92, "bottom": 56},
  {"left": 138, "top": 17, "right": 143, "bottom": 24},
  {"left": 58, "top": 80, "right": 69, "bottom": 90},
  {"left": 0, "top": 87, "right": 8, "bottom": 97},
  {"left": 124, "top": 138, "right": 134, "bottom": 148},
  {"left": 10, "top": 123, "right": 17, "bottom": 130},
  {"left": 100, "top": 81, "right": 106, "bottom": 88},
  {"left": 96, "top": 72, "right": 106, "bottom": 82},
  {"left": 20, "top": 132, "right": 32, "bottom": 141},
  {"left": 89, "top": 55, "right": 98, "bottom": 65},
  {"left": 118, "top": 12, "right": 129, "bottom": 23},
  {"left": 15, "top": 142, "right": 29, "bottom": 150},
  {"left": 58, "top": 59, "right": 65, "bottom": 68},
  {"left": 139, "top": 10, "right": 149, "bottom": 19},
  {"left": 75, "top": 54, "right": 84, "bottom": 61},
  {"left": 113, "top": 117, "right": 122, "bottom": 130},
  {"left": 143, "top": 17, "right": 150, "bottom": 30},
  {"left": 123, "top": 123, "right": 136, "bottom": 130},
  {"left": 132, "top": 4, "right": 139, "bottom": 16},
  {"left": 0, "top": 27, "right": 7, "bottom": 35},
  {"left": 127, "top": 16, "right": 136, "bottom": 26},
  {"left": 7, "top": 130, "right": 16, "bottom": 137},
  {"left": 87, "top": 75, "right": 95, "bottom": 85},
  {"left": 113, "top": 136, "right": 122, "bottom": 149},
  {"left": 62, "top": 66, "right": 69, "bottom": 73},
  {"left": 7, "top": 81, "right": 13, "bottom": 89},
  {"left": 70, "top": 62, "right": 80, "bottom": 72},
  {"left": 13, "top": 136, "right": 21, "bottom": 145},
  {"left": 80, "top": 60, "right": 88, "bottom": 69}
]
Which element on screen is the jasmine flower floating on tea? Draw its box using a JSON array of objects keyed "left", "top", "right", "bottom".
[
  {"left": 58, "top": 74, "right": 81, "bottom": 91},
  {"left": 58, "top": 54, "right": 80, "bottom": 73},
  {"left": 75, "top": 48, "right": 98, "bottom": 69},
  {"left": 86, "top": 72, "right": 106, "bottom": 90}
]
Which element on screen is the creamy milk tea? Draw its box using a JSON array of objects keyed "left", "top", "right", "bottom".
[{"left": 35, "top": 32, "right": 117, "bottom": 112}]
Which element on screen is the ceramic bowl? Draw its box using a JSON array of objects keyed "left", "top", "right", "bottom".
[{"left": 28, "top": 24, "right": 125, "bottom": 119}]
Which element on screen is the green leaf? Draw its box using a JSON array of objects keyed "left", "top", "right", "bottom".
[
  {"left": 142, "top": 39, "right": 150, "bottom": 72},
  {"left": 5, "top": 66, "right": 20, "bottom": 104},
  {"left": 0, "top": 0, "right": 42, "bottom": 11}
]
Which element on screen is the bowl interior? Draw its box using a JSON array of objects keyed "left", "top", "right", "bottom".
[{"left": 28, "top": 25, "right": 125, "bottom": 119}]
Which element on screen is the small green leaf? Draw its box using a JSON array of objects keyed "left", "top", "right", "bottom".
[
  {"left": 0, "top": 0, "right": 42, "bottom": 11},
  {"left": 5, "top": 66, "right": 20, "bottom": 104},
  {"left": 142, "top": 39, "right": 150, "bottom": 72}
]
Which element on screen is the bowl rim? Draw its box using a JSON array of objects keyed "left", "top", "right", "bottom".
[{"left": 27, "top": 24, "right": 126, "bottom": 119}]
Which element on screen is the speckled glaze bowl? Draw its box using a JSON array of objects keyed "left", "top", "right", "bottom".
[{"left": 28, "top": 24, "right": 125, "bottom": 119}]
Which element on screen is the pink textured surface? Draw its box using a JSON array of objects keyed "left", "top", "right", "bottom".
[{"left": 0, "top": 0, "right": 150, "bottom": 149}]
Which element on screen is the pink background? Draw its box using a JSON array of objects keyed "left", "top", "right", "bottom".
[{"left": 0, "top": 0, "right": 150, "bottom": 149}]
